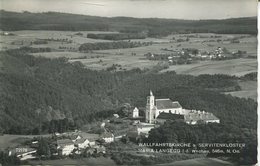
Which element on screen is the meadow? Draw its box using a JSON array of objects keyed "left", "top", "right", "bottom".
[{"left": 161, "top": 58, "right": 257, "bottom": 76}]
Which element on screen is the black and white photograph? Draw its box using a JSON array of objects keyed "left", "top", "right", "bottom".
[{"left": 0, "top": 0, "right": 258, "bottom": 165}]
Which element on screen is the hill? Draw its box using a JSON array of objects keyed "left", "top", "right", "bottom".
[
  {"left": 0, "top": 10, "right": 257, "bottom": 36},
  {"left": 0, "top": 49, "right": 257, "bottom": 134}
]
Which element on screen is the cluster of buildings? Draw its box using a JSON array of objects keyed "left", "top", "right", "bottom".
[
  {"left": 147, "top": 46, "right": 229, "bottom": 64},
  {"left": 127, "top": 91, "right": 220, "bottom": 139},
  {"left": 145, "top": 91, "right": 220, "bottom": 124},
  {"left": 8, "top": 131, "right": 115, "bottom": 160},
  {"left": 56, "top": 131, "right": 114, "bottom": 156}
]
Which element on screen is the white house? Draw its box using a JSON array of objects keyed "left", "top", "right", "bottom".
[
  {"left": 136, "top": 123, "right": 155, "bottom": 135},
  {"left": 88, "top": 138, "right": 96, "bottom": 146},
  {"left": 75, "top": 138, "right": 90, "bottom": 149},
  {"left": 132, "top": 107, "right": 139, "bottom": 118},
  {"left": 57, "top": 139, "right": 75, "bottom": 156},
  {"left": 100, "top": 132, "right": 114, "bottom": 143},
  {"left": 70, "top": 134, "right": 82, "bottom": 142}
]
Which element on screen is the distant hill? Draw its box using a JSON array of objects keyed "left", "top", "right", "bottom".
[{"left": 0, "top": 10, "right": 257, "bottom": 36}]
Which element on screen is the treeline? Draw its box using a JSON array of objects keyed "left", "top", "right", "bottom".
[
  {"left": 0, "top": 11, "right": 257, "bottom": 37},
  {"left": 87, "top": 33, "right": 146, "bottom": 40},
  {"left": 240, "top": 72, "right": 257, "bottom": 81},
  {"left": 79, "top": 41, "right": 151, "bottom": 52}
]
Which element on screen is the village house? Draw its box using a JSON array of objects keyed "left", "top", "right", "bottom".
[
  {"left": 100, "top": 132, "right": 114, "bottom": 143},
  {"left": 74, "top": 138, "right": 90, "bottom": 149},
  {"left": 127, "top": 122, "right": 155, "bottom": 140},
  {"left": 70, "top": 134, "right": 82, "bottom": 142},
  {"left": 57, "top": 139, "right": 75, "bottom": 156},
  {"left": 132, "top": 107, "right": 139, "bottom": 118},
  {"left": 88, "top": 138, "right": 96, "bottom": 146}
]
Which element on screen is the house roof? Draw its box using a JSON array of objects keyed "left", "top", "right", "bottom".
[
  {"left": 137, "top": 124, "right": 155, "bottom": 129},
  {"left": 184, "top": 113, "right": 219, "bottom": 122},
  {"left": 70, "top": 134, "right": 81, "bottom": 140},
  {"left": 75, "top": 138, "right": 88, "bottom": 144},
  {"left": 157, "top": 112, "right": 184, "bottom": 120},
  {"left": 155, "top": 99, "right": 182, "bottom": 109},
  {"left": 57, "top": 139, "right": 74, "bottom": 147}
]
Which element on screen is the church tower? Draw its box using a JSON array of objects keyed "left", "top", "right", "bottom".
[{"left": 146, "top": 90, "right": 155, "bottom": 123}]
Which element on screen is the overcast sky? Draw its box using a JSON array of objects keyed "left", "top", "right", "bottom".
[{"left": 0, "top": 0, "right": 257, "bottom": 19}]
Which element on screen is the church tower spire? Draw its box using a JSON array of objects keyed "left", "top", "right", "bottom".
[{"left": 146, "top": 90, "right": 155, "bottom": 123}]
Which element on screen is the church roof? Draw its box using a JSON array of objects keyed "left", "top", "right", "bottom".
[{"left": 155, "top": 99, "right": 182, "bottom": 109}]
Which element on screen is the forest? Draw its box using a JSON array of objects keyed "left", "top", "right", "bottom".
[
  {"left": 87, "top": 33, "right": 147, "bottom": 40},
  {"left": 0, "top": 10, "right": 257, "bottom": 37},
  {"left": 79, "top": 41, "right": 151, "bottom": 52}
]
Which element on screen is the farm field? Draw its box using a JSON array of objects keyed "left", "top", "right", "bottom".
[
  {"left": 156, "top": 158, "right": 234, "bottom": 166},
  {"left": 161, "top": 58, "right": 257, "bottom": 76},
  {"left": 0, "top": 30, "right": 117, "bottom": 50}
]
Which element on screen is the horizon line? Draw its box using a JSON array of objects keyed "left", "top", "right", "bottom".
[{"left": 0, "top": 9, "right": 257, "bottom": 21}]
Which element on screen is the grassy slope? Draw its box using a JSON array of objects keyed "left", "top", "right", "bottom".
[{"left": 0, "top": 134, "right": 51, "bottom": 150}]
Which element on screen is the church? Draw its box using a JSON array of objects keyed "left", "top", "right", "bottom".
[{"left": 145, "top": 91, "right": 220, "bottom": 124}]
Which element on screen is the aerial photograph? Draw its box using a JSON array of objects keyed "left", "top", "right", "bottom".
[{"left": 0, "top": 0, "right": 258, "bottom": 165}]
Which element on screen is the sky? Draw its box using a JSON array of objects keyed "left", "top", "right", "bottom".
[{"left": 0, "top": 0, "right": 257, "bottom": 20}]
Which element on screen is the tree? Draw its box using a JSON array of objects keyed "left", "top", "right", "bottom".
[{"left": 37, "top": 138, "right": 51, "bottom": 158}]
